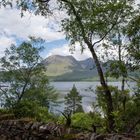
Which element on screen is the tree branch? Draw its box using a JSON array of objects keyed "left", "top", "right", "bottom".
[
  {"left": 0, "top": 87, "right": 9, "bottom": 99},
  {"left": 38, "top": 0, "right": 50, "bottom": 3},
  {"left": 92, "top": 22, "right": 117, "bottom": 47},
  {"left": 92, "top": 3, "right": 125, "bottom": 48},
  {"left": 128, "top": 76, "right": 140, "bottom": 83},
  {"left": 61, "top": 0, "right": 91, "bottom": 46},
  {"left": 17, "top": 81, "right": 29, "bottom": 103}
]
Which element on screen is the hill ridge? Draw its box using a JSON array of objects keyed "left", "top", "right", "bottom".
[{"left": 42, "top": 55, "right": 97, "bottom": 81}]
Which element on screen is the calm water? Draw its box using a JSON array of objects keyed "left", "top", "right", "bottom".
[{"left": 50, "top": 81, "right": 135, "bottom": 113}]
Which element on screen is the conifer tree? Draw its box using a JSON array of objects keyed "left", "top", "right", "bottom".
[{"left": 64, "top": 84, "right": 83, "bottom": 114}]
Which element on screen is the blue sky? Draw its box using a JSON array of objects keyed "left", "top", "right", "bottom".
[{"left": 0, "top": 6, "right": 92, "bottom": 60}]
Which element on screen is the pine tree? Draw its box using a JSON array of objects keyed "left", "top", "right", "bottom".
[{"left": 64, "top": 84, "right": 83, "bottom": 114}]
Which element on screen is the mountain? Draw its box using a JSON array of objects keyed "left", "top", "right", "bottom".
[
  {"left": 42, "top": 55, "right": 98, "bottom": 81},
  {"left": 42, "top": 55, "right": 139, "bottom": 81},
  {"left": 79, "top": 58, "right": 96, "bottom": 70},
  {"left": 43, "top": 55, "right": 82, "bottom": 76}
]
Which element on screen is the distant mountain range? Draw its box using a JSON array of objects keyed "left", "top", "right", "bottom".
[{"left": 42, "top": 55, "right": 98, "bottom": 81}]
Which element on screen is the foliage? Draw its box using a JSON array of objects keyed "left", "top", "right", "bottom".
[
  {"left": 71, "top": 113, "right": 93, "bottom": 129},
  {"left": 58, "top": 112, "right": 103, "bottom": 131},
  {"left": 0, "top": 108, "right": 12, "bottom": 115},
  {"left": 103, "top": 60, "right": 128, "bottom": 79},
  {"left": 96, "top": 86, "right": 130, "bottom": 111},
  {"left": 127, "top": 14, "right": 140, "bottom": 69},
  {"left": 0, "top": 38, "right": 57, "bottom": 120},
  {"left": 59, "top": 0, "right": 134, "bottom": 47},
  {"left": 95, "top": 85, "right": 140, "bottom": 133},
  {"left": 64, "top": 84, "right": 83, "bottom": 114},
  {"left": 0, "top": 0, "right": 51, "bottom": 17},
  {"left": 13, "top": 100, "right": 49, "bottom": 121},
  {"left": 57, "top": 115, "right": 66, "bottom": 124}
]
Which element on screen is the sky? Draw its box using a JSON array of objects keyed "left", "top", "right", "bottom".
[
  {"left": 0, "top": 1, "right": 139, "bottom": 61},
  {"left": 0, "top": 5, "right": 92, "bottom": 61}
]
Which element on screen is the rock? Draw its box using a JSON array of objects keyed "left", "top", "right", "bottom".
[{"left": 0, "top": 120, "right": 138, "bottom": 140}]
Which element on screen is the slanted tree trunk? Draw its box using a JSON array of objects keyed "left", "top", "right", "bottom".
[{"left": 88, "top": 45, "right": 114, "bottom": 132}]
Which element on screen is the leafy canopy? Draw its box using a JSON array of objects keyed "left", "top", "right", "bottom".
[{"left": 0, "top": 38, "right": 57, "bottom": 119}]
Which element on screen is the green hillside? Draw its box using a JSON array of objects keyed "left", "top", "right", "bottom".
[{"left": 42, "top": 55, "right": 98, "bottom": 81}]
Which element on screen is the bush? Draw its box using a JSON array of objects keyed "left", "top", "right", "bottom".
[
  {"left": 13, "top": 99, "right": 51, "bottom": 122},
  {"left": 71, "top": 113, "right": 93, "bottom": 129}
]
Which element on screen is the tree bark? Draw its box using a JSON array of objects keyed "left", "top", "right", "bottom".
[
  {"left": 121, "top": 77, "right": 125, "bottom": 91},
  {"left": 89, "top": 45, "right": 115, "bottom": 132}
]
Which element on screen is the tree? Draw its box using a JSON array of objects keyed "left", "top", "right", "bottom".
[
  {"left": 57, "top": 0, "right": 135, "bottom": 131},
  {"left": 122, "top": 10, "right": 140, "bottom": 133},
  {"left": 0, "top": 38, "right": 57, "bottom": 118},
  {"left": 127, "top": 12, "right": 140, "bottom": 70},
  {"left": 59, "top": 85, "right": 83, "bottom": 127},
  {"left": 101, "top": 28, "right": 129, "bottom": 91},
  {"left": 64, "top": 84, "right": 83, "bottom": 114},
  {"left": 95, "top": 85, "right": 131, "bottom": 132},
  {"left": 0, "top": 0, "right": 137, "bottom": 131},
  {"left": 100, "top": 4, "right": 136, "bottom": 91}
]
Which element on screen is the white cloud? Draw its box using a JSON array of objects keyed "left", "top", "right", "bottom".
[
  {"left": 0, "top": 5, "right": 66, "bottom": 58},
  {"left": 0, "top": 7, "right": 64, "bottom": 41},
  {"left": 47, "top": 43, "right": 92, "bottom": 60},
  {"left": 46, "top": 39, "right": 128, "bottom": 61}
]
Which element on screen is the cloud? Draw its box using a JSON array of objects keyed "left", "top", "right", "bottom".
[
  {"left": 0, "top": 6, "right": 65, "bottom": 57},
  {"left": 46, "top": 39, "right": 128, "bottom": 62},
  {"left": 0, "top": 7, "right": 64, "bottom": 42},
  {"left": 47, "top": 43, "right": 92, "bottom": 60}
]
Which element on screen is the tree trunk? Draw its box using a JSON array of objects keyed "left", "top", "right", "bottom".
[
  {"left": 88, "top": 45, "right": 115, "bottom": 132},
  {"left": 121, "top": 77, "right": 125, "bottom": 91},
  {"left": 118, "top": 43, "right": 125, "bottom": 92}
]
